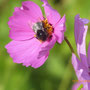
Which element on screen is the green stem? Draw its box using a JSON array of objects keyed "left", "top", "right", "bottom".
[
  {"left": 64, "top": 36, "right": 75, "bottom": 53},
  {"left": 64, "top": 36, "right": 80, "bottom": 60}
]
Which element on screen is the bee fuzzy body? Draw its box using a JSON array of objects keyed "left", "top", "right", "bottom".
[{"left": 32, "top": 20, "right": 53, "bottom": 41}]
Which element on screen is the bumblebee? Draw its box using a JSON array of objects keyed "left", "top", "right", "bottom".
[
  {"left": 33, "top": 19, "right": 53, "bottom": 41},
  {"left": 33, "top": 22, "right": 49, "bottom": 41}
]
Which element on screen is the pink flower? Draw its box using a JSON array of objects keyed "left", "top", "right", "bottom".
[
  {"left": 72, "top": 82, "right": 84, "bottom": 90},
  {"left": 72, "top": 15, "right": 89, "bottom": 89},
  {"left": 5, "top": 0, "right": 66, "bottom": 68}
]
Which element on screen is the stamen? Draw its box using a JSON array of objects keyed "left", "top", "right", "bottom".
[{"left": 42, "top": 19, "right": 53, "bottom": 35}]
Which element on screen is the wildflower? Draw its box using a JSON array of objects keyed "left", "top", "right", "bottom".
[
  {"left": 72, "top": 15, "right": 89, "bottom": 89},
  {"left": 72, "top": 82, "right": 84, "bottom": 90},
  {"left": 5, "top": 0, "right": 66, "bottom": 68}
]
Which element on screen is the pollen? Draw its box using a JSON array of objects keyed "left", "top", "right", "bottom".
[
  {"left": 42, "top": 19, "right": 53, "bottom": 36},
  {"left": 34, "top": 35, "right": 36, "bottom": 37}
]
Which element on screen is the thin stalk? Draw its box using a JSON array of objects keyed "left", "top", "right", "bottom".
[
  {"left": 64, "top": 36, "right": 75, "bottom": 53},
  {"left": 64, "top": 36, "right": 80, "bottom": 60}
]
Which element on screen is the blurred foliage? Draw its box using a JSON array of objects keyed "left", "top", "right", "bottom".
[{"left": 0, "top": 0, "right": 90, "bottom": 90}]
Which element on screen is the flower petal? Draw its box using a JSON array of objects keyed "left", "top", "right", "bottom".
[
  {"left": 80, "top": 18, "right": 89, "bottom": 24},
  {"left": 54, "top": 31, "right": 64, "bottom": 44},
  {"left": 38, "top": 35, "right": 56, "bottom": 58},
  {"left": 72, "top": 53, "right": 89, "bottom": 90},
  {"left": 72, "top": 53, "right": 81, "bottom": 73},
  {"left": 75, "top": 15, "right": 89, "bottom": 66},
  {"left": 31, "top": 52, "right": 49, "bottom": 68},
  {"left": 88, "top": 82, "right": 90, "bottom": 90},
  {"left": 54, "top": 15, "right": 66, "bottom": 43},
  {"left": 41, "top": 0, "right": 61, "bottom": 26},
  {"left": 5, "top": 36, "right": 56, "bottom": 68},
  {"left": 5, "top": 38, "right": 47, "bottom": 68},
  {"left": 54, "top": 15, "right": 66, "bottom": 31},
  {"left": 76, "top": 25, "right": 88, "bottom": 56},
  {"left": 22, "top": 1, "right": 43, "bottom": 20},
  {"left": 76, "top": 25, "right": 88, "bottom": 66},
  {"left": 74, "top": 15, "right": 89, "bottom": 45},
  {"left": 74, "top": 15, "right": 89, "bottom": 55},
  {"left": 32, "top": 36, "right": 56, "bottom": 68},
  {"left": 9, "top": 29, "right": 35, "bottom": 41},
  {"left": 87, "top": 42, "right": 90, "bottom": 66},
  {"left": 72, "top": 82, "right": 84, "bottom": 90},
  {"left": 8, "top": 7, "right": 36, "bottom": 40},
  {"left": 8, "top": 1, "right": 44, "bottom": 41}
]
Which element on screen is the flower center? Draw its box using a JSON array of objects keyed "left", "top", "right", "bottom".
[{"left": 33, "top": 19, "right": 53, "bottom": 41}]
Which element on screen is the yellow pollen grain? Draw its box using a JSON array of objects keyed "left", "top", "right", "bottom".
[
  {"left": 42, "top": 19, "right": 53, "bottom": 35},
  {"left": 39, "top": 40, "right": 43, "bottom": 43},
  {"left": 34, "top": 35, "right": 36, "bottom": 37},
  {"left": 34, "top": 34, "right": 43, "bottom": 43}
]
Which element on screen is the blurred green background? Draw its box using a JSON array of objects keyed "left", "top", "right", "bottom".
[{"left": 0, "top": 0, "right": 90, "bottom": 90}]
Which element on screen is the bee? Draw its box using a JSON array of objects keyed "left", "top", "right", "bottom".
[{"left": 33, "top": 22, "right": 49, "bottom": 41}]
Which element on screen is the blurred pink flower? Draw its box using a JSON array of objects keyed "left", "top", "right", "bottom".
[
  {"left": 72, "top": 82, "right": 84, "bottom": 90},
  {"left": 72, "top": 15, "right": 89, "bottom": 89},
  {"left": 5, "top": 0, "right": 66, "bottom": 68}
]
